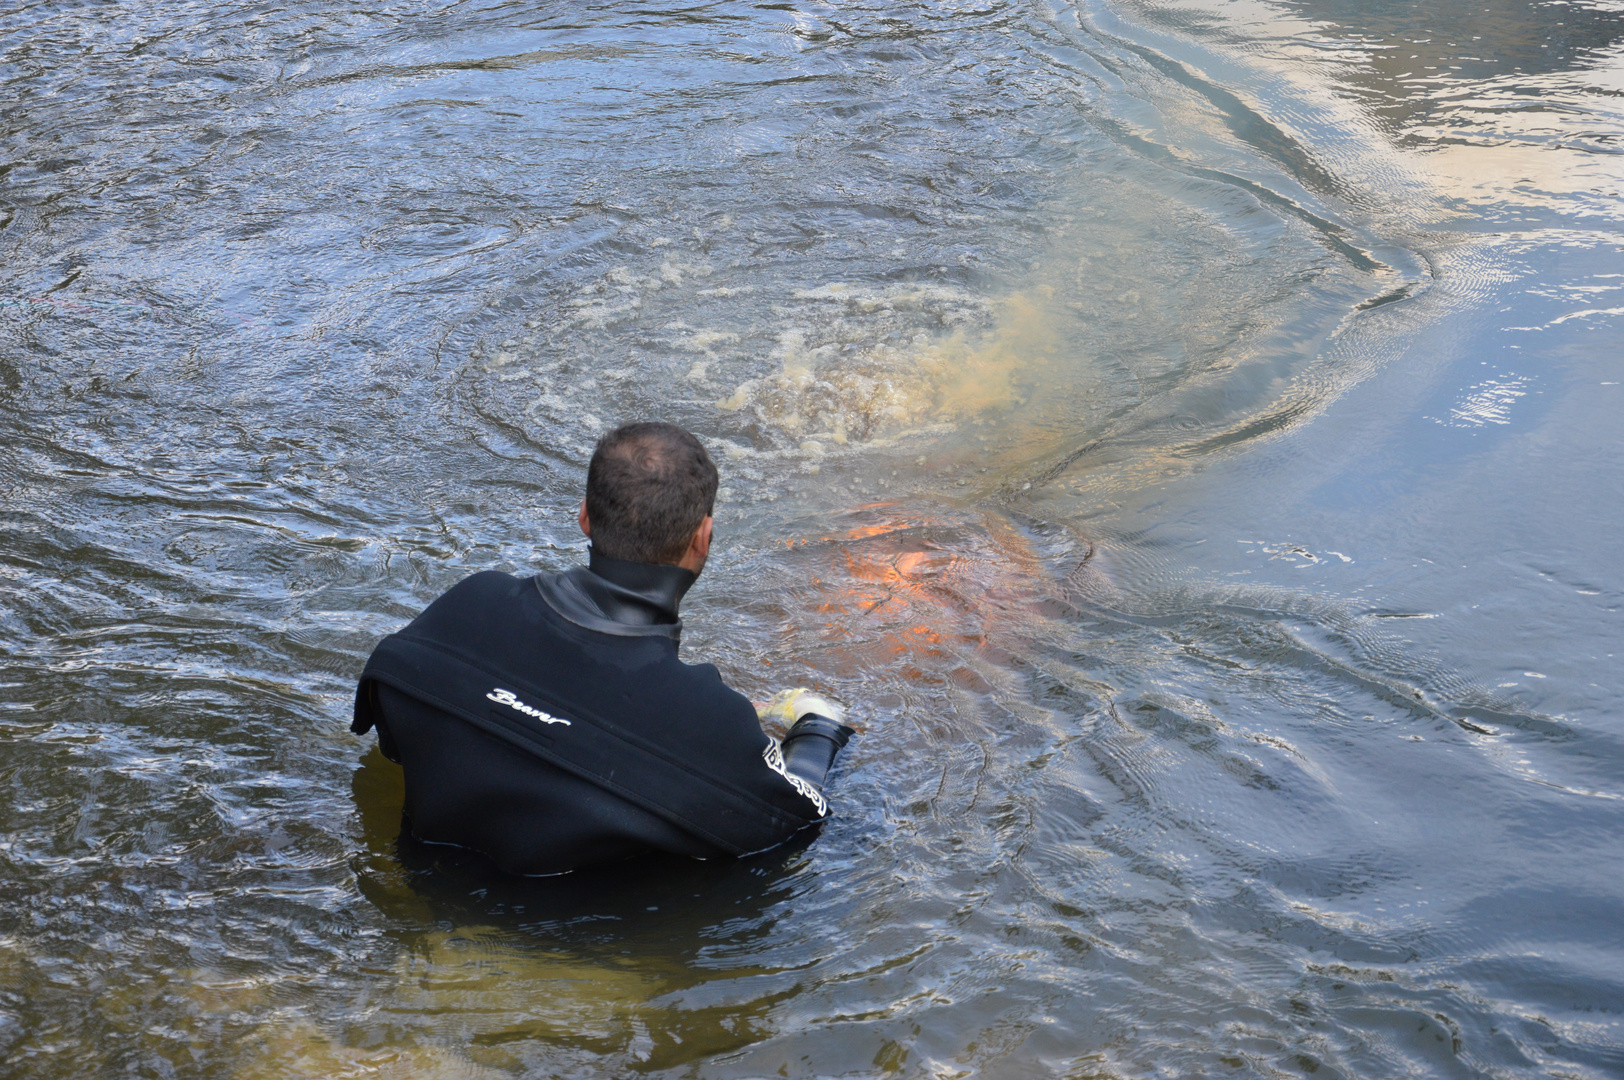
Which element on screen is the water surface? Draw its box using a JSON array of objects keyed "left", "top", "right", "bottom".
[{"left": 2, "top": 0, "right": 1621, "bottom": 1076}]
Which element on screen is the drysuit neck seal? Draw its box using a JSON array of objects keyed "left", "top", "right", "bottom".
[
  {"left": 534, "top": 548, "right": 697, "bottom": 639},
  {"left": 588, "top": 548, "right": 697, "bottom": 616}
]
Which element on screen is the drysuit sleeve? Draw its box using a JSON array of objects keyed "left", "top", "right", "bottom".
[{"left": 780, "top": 712, "right": 855, "bottom": 792}]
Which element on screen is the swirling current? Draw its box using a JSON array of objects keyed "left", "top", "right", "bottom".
[{"left": 2, "top": 0, "right": 1621, "bottom": 1076}]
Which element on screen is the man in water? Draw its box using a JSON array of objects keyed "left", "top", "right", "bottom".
[{"left": 350, "top": 421, "right": 854, "bottom": 875}]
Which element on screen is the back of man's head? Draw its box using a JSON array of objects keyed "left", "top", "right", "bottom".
[{"left": 585, "top": 422, "right": 719, "bottom": 565}]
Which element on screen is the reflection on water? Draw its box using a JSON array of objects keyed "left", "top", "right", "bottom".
[{"left": 2, "top": 0, "right": 1622, "bottom": 1076}]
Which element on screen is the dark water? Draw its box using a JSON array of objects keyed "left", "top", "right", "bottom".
[{"left": 2, "top": 0, "right": 1621, "bottom": 1075}]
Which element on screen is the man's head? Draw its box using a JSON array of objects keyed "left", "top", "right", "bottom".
[{"left": 581, "top": 422, "right": 718, "bottom": 570}]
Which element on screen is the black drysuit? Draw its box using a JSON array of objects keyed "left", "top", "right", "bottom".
[{"left": 351, "top": 550, "right": 853, "bottom": 875}]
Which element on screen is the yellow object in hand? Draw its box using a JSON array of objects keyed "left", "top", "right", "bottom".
[{"left": 756, "top": 687, "right": 847, "bottom": 728}]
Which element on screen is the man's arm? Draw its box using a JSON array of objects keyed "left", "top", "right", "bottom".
[{"left": 757, "top": 688, "right": 856, "bottom": 799}]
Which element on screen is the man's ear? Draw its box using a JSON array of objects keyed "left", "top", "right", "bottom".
[
  {"left": 578, "top": 500, "right": 591, "bottom": 538},
  {"left": 678, "top": 515, "right": 713, "bottom": 573},
  {"left": 691, "top": 515, "right": 713, "bottom": 560}
]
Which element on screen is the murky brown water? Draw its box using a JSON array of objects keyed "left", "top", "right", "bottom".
[{"left": 2, "top": 0, "right": 1621, "bottom": 1076}]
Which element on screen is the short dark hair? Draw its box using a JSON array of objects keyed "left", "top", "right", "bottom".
[{"left": 585, "top": 422, "right": 719, "bottom": 564}]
